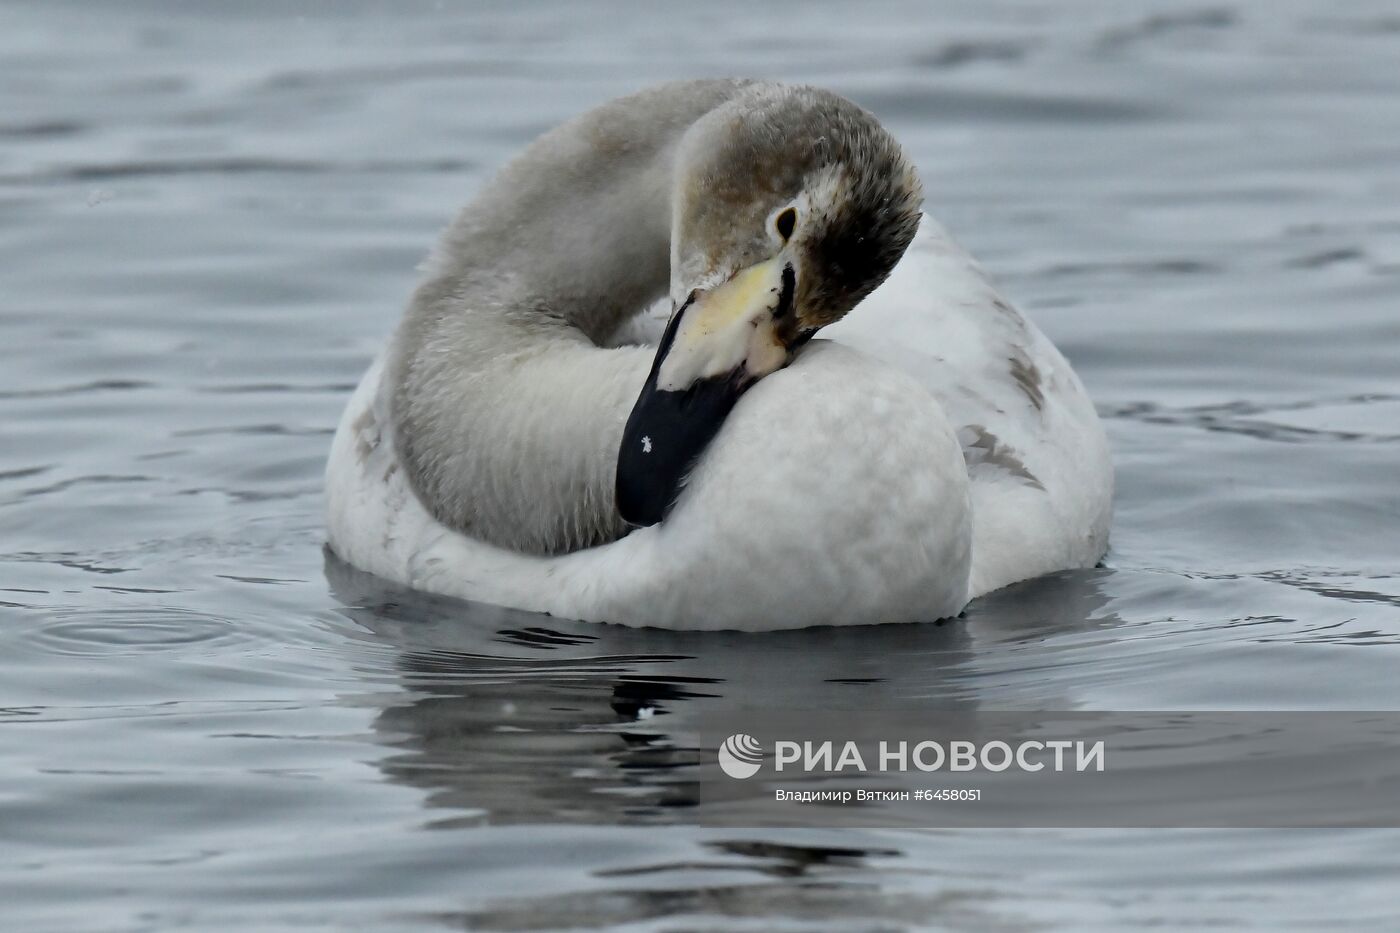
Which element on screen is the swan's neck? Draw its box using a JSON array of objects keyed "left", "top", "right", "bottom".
[{"left": 388, "top": 81, "right": 752, "bottom": 554}]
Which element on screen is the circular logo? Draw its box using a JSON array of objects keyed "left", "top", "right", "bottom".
[{"left": 717, "top": 733, "right": 764, "bottom": 779}]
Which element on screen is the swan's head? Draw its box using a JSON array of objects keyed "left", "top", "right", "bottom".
[{"left": 617, "top": 85, "right": 923, "bottom": 527}]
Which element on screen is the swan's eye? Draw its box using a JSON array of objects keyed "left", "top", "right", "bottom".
[{"left": 774, "top": 207, "right": 797, "bottom": 242}]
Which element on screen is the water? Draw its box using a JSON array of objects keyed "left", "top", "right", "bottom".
[{"left": 3, "top": 0, "right": 1399, "bottom": 928}]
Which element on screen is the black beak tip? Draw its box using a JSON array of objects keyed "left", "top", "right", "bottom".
[
  {"left": 615, "top": 416, "right": 670, "bottom": 527},
  {"left": 615, "top": 374, "right": 744, "bottom": 529},
  {"left": 615, "top": 469, "right": 666, "bottom": 528}
]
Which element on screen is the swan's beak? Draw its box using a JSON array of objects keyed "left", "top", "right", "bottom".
[{"left": 616, "top": 257, "right": 802, "bottom": 527}]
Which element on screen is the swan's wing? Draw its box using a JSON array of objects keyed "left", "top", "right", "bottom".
[{"left": 825, "top": 216, "right": 1112, "bottom": 596}]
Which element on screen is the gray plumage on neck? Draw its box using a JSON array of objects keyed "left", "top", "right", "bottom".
[{"left": 388, "top": 80, "right": 921, "bottom": 555}]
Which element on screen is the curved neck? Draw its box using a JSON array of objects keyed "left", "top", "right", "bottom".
[
  {"left": 427, "top": 80, "right": 752, "bottom": 340},
  {"left": 388, "top": 81, "right": 753, "bottom": 554}
]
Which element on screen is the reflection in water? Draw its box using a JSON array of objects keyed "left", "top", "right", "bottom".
[
  {"left": 325, "top": 551, "right": 1119, "bottom": 828},
  {"left": 333, "top": 560, "right": 1400, "bottom": 830},
  {"left": 328, "top": 555, "right": 1124, "bottom": 928},
  {"left": 432, "top": 870, "right": 1015, "bottom": 933}
]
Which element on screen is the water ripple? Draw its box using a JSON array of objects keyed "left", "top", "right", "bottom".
[
  {"left": 910, "top": 40, "right": 1033, "bottom": 71},
  {"left": 1095, "top": 8, "right": 1236, "bottom": 53},
  {"left": 0, "top": 379, "right": 153, "bottom": 400},
  {"left": 0, "top": 119, "right": 87, "bottom": 139},
  {"left": 21, "top": 607, "right": 244, "bottom": 657},
  {"left": 0, "top": 157, "right": 476, "bottom": 187},
  {"left": 854, "top": 87, "right": 1166, "bottom": 124},
  {"left": 1105, "top": 395, "right": 1400, "bottom": 444}
]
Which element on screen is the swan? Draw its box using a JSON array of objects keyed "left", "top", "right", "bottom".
[{"left": 326, "top": 79, "right": 1112, "bottom": 631}]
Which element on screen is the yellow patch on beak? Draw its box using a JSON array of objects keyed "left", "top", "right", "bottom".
[{"left": 657, "top": 258, "right": 790, "bottom": 391}]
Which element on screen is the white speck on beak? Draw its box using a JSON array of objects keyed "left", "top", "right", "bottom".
[{"left": 641, "top": 435, "right": 653, "bottom": 454}]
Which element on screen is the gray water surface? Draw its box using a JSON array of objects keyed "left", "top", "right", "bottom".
[{"left": 3, "top": 1, "right": 1399, "bottom": 930}]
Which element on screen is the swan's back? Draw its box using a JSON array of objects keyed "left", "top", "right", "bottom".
[{"left": 827, "top": 217, "right": 1113, "bottom": 596}]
